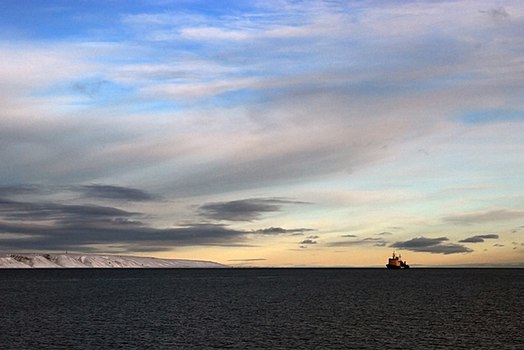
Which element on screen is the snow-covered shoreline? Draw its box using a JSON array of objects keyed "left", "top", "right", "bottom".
[{"left": 0, "top": 253, "right": 226, "bottom": 268}]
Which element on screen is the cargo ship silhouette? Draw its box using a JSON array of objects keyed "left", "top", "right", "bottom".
[{"left": 386, "top": 252, "right": 409, "bottom": 269}]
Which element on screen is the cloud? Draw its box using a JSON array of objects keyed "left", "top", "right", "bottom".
[
  {"left": 3, "top": 0, "right": 522, "bottom": 197},
  {"left": 71, "top": 79, "right": 111, "bottom": 98},
  {"left": 198, "top": 198, "right": 305, "bottom": 221},
  {"left": 0, "top": 188, "right": 317, "bottom": 253},
  {"left": 0, "top": 42, "right": 93, "bottom": 92},
  {"left": 300, "top": 239, "right": 316, "bottom": 245},
  {"left": 0, "top": 220, "right": 249, "bottom": 252},
  {"left": 78, "top": 184, "right": 158, "bottom": 202},
  {"left": 480, "top": 7, "right": 510, "bottom": 22},
  {"left": 0, "top": 193, "right": 252, "bottom": 252},
  {"left": 390, "top": 237, "right": 473, "bottom": 255},
  {"left": 327, "top": 237, "right": 387, "bottom": 247},
  {"left": 0, "top": 203, "right": 249, "bottom": 252},
  {"left": 459, "top": 234, "right": 499, "bottom": 243},
  {"left": 253, "top": 227, "right": 313, "bottom": 235},
  {"left": 0, "top": 197, "right": 135, "bottom": 222},
  {"left": 444, "top": 210, "right": 524, "bottom": 224},
  {"left": 0, "top": 185, "right": 42, "bottom": 197},
  {"left": 0, "top": 189, "right": 314, "bottom": 253}
]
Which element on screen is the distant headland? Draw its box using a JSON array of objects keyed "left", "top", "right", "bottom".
[{"left": 0, "top": 253, "right": 226, "bottom": 268}]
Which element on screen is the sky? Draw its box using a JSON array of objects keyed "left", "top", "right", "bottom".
[{"left": 0, "top": 0, "right": 523, "bottom": 267}]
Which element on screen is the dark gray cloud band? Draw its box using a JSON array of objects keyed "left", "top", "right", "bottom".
[
  {"left": 459, "top": 234, "right": 499, "bottom": 243},
  {"left": 253, "top": 227, "right": 313, "bottom": 235},
  {"left": 0, "top": 219, "right": 248, "bottom": 253},
  {"left": 0, "top": 188, "right": 315, "bottom": 253},
  {"left": 78, "top": 184, "right": 158, "bottom": 202},
  {"left": 300, "top": 239, "right": 317, "bottom": 245},
  {"left": 0, "top": 194, "right": 247, "bottom": 252},
  {"left": 390, "top": 236, "right": 472, "bottom": 254},
  {"left": 1, "top": 184, "right": 158, "bottom": 202},
  {"left": 0, "top": 197, "right": 134, "bottom": 221},
  {"left": 198, "top": 198, "right": 307, "bottom": 221}
]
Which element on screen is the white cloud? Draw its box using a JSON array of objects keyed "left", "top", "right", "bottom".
[
  {"left": 140, "top": 77, "right": 261, "bottom": 100},
  {"left": 0, "top": 43, "right": 92, "bottom": 89}
]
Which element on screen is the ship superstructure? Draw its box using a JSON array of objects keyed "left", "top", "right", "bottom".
[{"left": 386, "top": 252, "right": 409, "bottom": 269}]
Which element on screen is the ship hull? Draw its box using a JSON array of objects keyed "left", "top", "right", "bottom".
[{"left": 386, "top": 264, "right": 401, "bottom": 269}]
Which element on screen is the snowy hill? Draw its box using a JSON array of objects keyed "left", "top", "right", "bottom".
[{"left": 0, "top": 253, "right": 226, "bottom": 268}]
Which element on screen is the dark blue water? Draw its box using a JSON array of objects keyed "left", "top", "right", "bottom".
[{"left": 0, "top": 269, "right": 522, "bottom": 349}]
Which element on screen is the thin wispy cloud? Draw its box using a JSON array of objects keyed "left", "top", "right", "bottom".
[
  {"left": 377, "top": 232, "right": 393, "bottom": 236},
  {"left": 445, "top": 210, "right": 524, "bottom": 224},
  {"left": 252, "top": 227, "right": 314, "bottom": 235},
  {"left": 327, "top": 237, "right": 388, "bottom": 248}
]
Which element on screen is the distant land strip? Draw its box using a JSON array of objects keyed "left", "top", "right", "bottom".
[{"left": 0, "top": 253, "right": 226, "bottom": 268}]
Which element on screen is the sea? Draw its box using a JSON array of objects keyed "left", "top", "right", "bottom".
[{"left": 0, "top": 268, "right": 522, "bottom": 349}]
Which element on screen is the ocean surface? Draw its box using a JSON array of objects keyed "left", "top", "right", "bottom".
[{"left": 0, "top": 268, "right": 522, "bottom": 349}]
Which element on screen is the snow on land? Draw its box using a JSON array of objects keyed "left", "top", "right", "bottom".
[{"left": 0, "top": 253, "right": 226, "bottom": 268}]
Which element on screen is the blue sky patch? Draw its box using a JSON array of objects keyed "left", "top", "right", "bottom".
[{"left": 459, "top": 109, "right": 523, "bottom": 124}]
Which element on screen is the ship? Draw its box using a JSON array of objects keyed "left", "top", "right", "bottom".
[{"left": 386, "top": 251, "right": 409, "bottom": 269}]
